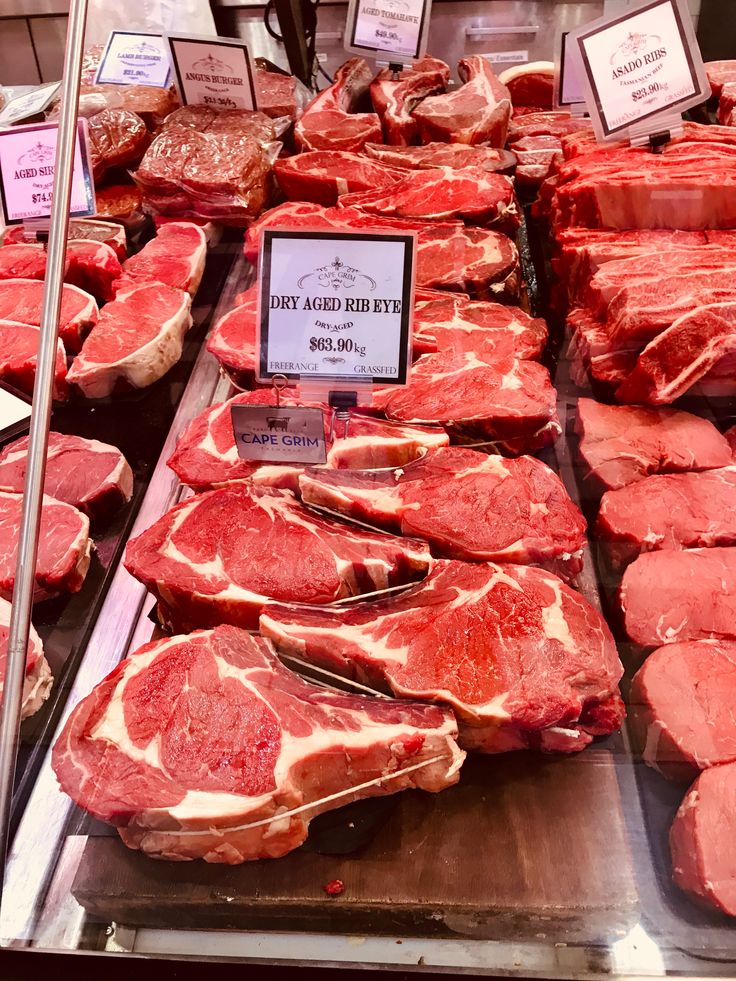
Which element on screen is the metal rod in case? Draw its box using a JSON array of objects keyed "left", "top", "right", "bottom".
[{"left": 0, "top": 0, "right": 89, "bottom": 898}]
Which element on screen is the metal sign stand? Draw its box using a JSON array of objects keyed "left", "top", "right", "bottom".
[{"left": 0, "top": 0, "right": 89, "bottom": 901}]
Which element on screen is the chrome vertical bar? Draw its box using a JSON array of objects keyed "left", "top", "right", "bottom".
[{"left": 0, "top": 0, "right": 89, "bottom": 887}]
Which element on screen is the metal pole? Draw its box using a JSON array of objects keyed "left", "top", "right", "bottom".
[{"left": 0, "top": 0, "right": 89, "bottom": 891}]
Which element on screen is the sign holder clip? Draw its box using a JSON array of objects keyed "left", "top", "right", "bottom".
[
  {"left": 328, "top": 389, "right": 358, "bottom": 441},
  {"left": 272, "top": 372, "right": 289, "bottom": 407}
]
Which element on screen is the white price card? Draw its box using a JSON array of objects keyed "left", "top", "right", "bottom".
[
  {"left": 556, "top": 32, "right": 586, "bottom": 109},
  {"left": 95, "top": 31, "right": 171, "bottom": 88},
  {"left": 567, "top": 0, "right": 709, "bottom": 141},
  {"left": 0, "top": 120, "right": 95, "bottom": 226},
  {"left": 0, "top": 82, "right": 61, "bottom": 127},
  {"left": 345, "top": 0, "right": 433, "bottom": 61},
  {"left": 231, "top": 405, "right": 327, "bottom": 465},
  {"left": 257, "top": 230, "right": 415, "bottom": 386},
  {"left": 0, "top": 384, "right": 31, "bottom": 443},
  {"left": 165, "top": 34, "right": 257, "bottom": 110}
]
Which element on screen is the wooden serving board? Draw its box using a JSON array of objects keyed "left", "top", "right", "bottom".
[{"left": 73, "top": 749, "right": 638, "bottom": 940}]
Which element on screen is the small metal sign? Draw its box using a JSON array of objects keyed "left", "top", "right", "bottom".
[{"left": 231, "top": 405, "right": 327, "bottom": 465}]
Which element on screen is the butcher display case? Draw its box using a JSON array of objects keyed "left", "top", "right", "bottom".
[{"left": 3, "top": 0, "right": 736, "bottom": 976}]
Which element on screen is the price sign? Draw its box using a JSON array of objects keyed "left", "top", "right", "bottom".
[
  {"left": 0, "top": 121, "right": 95, "bottom": 226},
  {"left": 257, "top": 230, "right": 415, "bottom": 386},
  {"left": 165, "top": 34, "right": 257, "bottom": 110},
  {"left": 345, "top": 0, "right": 433, "bottom": 61},
  {"left": 556, "top": 31, "right": 586, "bottom": 109},
  {"left": 0, "top": 82, "right": 61, "bottom": 127},
  {"left": 231, "top": 404, "right": 327, "bottom": 465},
  {"left": 95, "top": 31, "right": 171, "bottom": 88},
  {"left": 567, "top": 0, "right": 709, "bottom": 141}
]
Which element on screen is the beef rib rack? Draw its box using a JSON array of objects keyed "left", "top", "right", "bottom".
[
  {"left": 299, "top": 447, "right": 586, "bottom": 579},
  {"left": 261, "top": 559, "right": 624, "bottom": 754},
  {"left": 0, "top": 432, "right": 133, "bottom": 523},
  {"left": 294, "top": 58, "right": 382, "bottom": 152},
  {"left": 0, "top": 279, "right": 97, "bottom": 355},
  {"left": 124, "top": 486, "right": 432, "bottom": 631},
  {"left": 0, "top": 597, "right": 51, "bottom": 720},
  {"left": 52, "top": 625, "right": 463, "bottom": 863}
]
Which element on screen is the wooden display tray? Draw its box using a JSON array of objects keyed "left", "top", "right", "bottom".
[{"left": 73, "top": 748, "right": 638, "bottom": 940}]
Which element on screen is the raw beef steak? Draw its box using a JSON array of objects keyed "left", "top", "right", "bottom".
[
  {"left": 124, "top": 486, "right": 432, "bottom": 631},
  {"left": 67, "top": 284, "right": 192, "bottom": 398},
  {"left": 630, "top": 639, "right": 736, "bottom": 782},
  {"left": 4, "top": 219, "right": 127, "bottom": 261},
  {"left": 498, "top": 62, "right": 554, "bottom": 109},
  {"left": 168, "top": 388, "right": 449, "bottom": 492},
  {"left": 274, "top": 151, "right": 403, "bottom": 206},
  {"left": 670, "top": 763, "right": 736, "bottom": 916},
  {"left": 300, "top": 447, "right": 586, "bottom": 578},
  {"left": 114, "top": 222, "right": 207, "bottom": 296},
  {"left": 574, "top": 399, "right": 732, "bottom": 493},
  {"left": 372, "top": 345, "right": 560, "bottom": 450},
  {"left": 0, "top": 597, "right": 51, "bottom": 720},
  {"left": 261, "top": 559, "right": 624, "bottom": 754},
  {"left": 339, "top": 167, "right": 520, "bottom": 232},
  {"left": 412, "top": 56, "right": 511, "bottom": 147},
  {"left": 620, "top": 548, "right": 736, "bottom": 648},
  {"left": 706, "top": 59, "right": 736, "bottom": 98},
  {"left": 0, "top": 279, "right": 97, "bottom": 354},
  {"left": 370, "top": 57, "right": 449, "bottom": 145},
  {"left": 52, "top": 625, "right": 463, "bottom": 863},
  {"left": 0, "top": 491, "right": 90, "bottom": 601},
  {"left": 206, "top": 287, "right": 258, "bottom": 388},
  {"left": 0, "top": 321, "right": 68, "bottom": 401},
  {"left": 0, "top": 433, "right": 133, "bottom": 522},
  {"left": 255, "top": 67, "right": 299, "bottom": 120},
  {"left": 364, "top": 142, "right": 517, "bottom": 173},
  {"left": 616, "top": 302, "right": 736, "bottom": 404},
  {"left": 597, "top": 468, "right": 736, "bottom": 568},
  {"left": 0, "top": 241, "right": 121, "bottom": 302},
  {"left": 295, "top": 58, "right": 381, "bottom": 152}
]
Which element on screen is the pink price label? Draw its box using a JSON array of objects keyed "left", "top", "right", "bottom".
[{"left": 0, "top": 120, "right": 96, "bottom": 225}]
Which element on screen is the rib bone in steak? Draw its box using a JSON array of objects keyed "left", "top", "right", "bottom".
[
  {"left": 114, "top": 222, "right": 206, "bottom": 296},
  {"left": 363, "top": 142, "right": 517, "bottom": 173},
  {"left": 0, "top": 491, "right": 90, "bottom": 602},
  {"left": 67, "top": 284, "right": 192, "bottom": 398},
  {"left": 0, "top": 432, "right": 133, "bottom": 522},
  {"left": 0, "top": 597, "right": 51, "bottom": 720},
  {"left": 574, "top": 399, "right": 732, "bottom": 493},
  {"left": 670, "top": 763, "right": 736, "bottom": 917},
  {"left": 52, "top": 625, "right": 463, "bottom": 863},
  {"left": 370, "top": 57, "right": 449, "bottom": 145},
  {"left": 339, "top": 167, "right": 520, "bottom": 232},
  {"left": 261, "top": 559, "right": 624, "bottom": 754},
  {"left": 620, "top": 547, "right": 736, "bottom": 648},
  {"left": 274, "top": 151, "right": 404, "bottom": 206},
  {"left": 295, "top": 58, "right": 381, "bottom": 152},
  {"left": 372, "top": 345, "right": 560, "bottom": 451},
  {"left": 597, "top": 467, "right": 736, "bottom": 569},
  {"left": 124, "top": 486, "right": 432, "bottom": 631},
  {"left": 169, "top": 388, "right": 449, "bottom": 492},
  {"left": 630, "top": 639, "right": 736, "bottom": 783},
  {"left": 0, "top": 279, "right": 97, "bottom": 354},
  {"left": 412, "top": 56, "right": 511, "bottom": 147},
  {"left": 0, "top": 321, "right": 68, "bottom": 401},
  {"left": 300, "top": 447, "right": 586, "bottom": 579},
  {"left": 0, "top": 241, "right": 122, "bottom": 302}
]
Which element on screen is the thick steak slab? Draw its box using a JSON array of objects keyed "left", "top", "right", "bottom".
[
  {"left": 0, "top": 279, "right": 97, "bottom": 354},
  {"left": 630, "top": 639, "right": 736, "bottom": 782},
  {"left": 0, "top": 597, "right": 51, "bottom": 720},
  {"left": 0, "top": 432, "right": 133, "bottom": 522},
  {"left": 621, "top": 548, "right": 736, "bottom": 647},
  {"left": 124, "top": 486, "right": 431, "bottom": 631},
  {"left": 364, "top": 142, "right": 516, "bottom": 173},
  {"left": 295, "top": 58, "right": 381, "bottom": 152},
  {"left": 52, "top": 625, "right": 463, "bottom": 863},
  {"left": 67, "top": 284, "right": 192, "bottom": 398},
  {"left": 498, "top": 62, "right": 554, "bottom": 109},
  {"left": 0, "top": 241, "right": 121, "bottom": 301},
  {"left": 3, "top": 219, "right": 127, "bottom": 261},
  {"left": 0, "top": 320, "right": 68, "bottom": 401},
  {"left": 670, "top": 763, "right": 736, "bottom": 916},
  {"left": 370, "top": 57, "right": 449, "bottom": 145},
  {"left": 261, "top": 559, "right": 624, "bottom": 753},
  {"left": 300, "top": 447, "right": 586, "bottom": 578},
  {"left": 597, "top": 467, "right": 736, "bottom": 568},
  {"left": 114, "top": 222, "right": 206, "bottom": 296},
  {"left": 274, "top": 151, "right": 403, "bottom": 206},
  {"left": 574, "top": 399, "right": 732, "bottom": 493},
  {"left": 0, "top": 491, "right": 90, "bottom": 601}
]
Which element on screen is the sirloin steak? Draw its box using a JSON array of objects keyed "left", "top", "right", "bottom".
[
  {"left": 0, "top": 432, "right": 133, "bottom": 522},
  {"left": 0, "top": 241, "right": 121, "bottom": 302},
  {"left": 261, "top": 559, "right": 624, "bottom": 754},
  {"left": 0, "top": 321, "right": 68, "bottom": 401},
  {"left": 124, "top": 486, "right": 431, "bottom": 631},
  {"left": 0, "top": 279, "right": 97, "bottom": 354},
  {"left": 52, "top": 625, "right": 463, "bottom": 863},
  {"left": 114, "top": 222, "right": 207, "bottom": 296},
  {"left": 299, "top": 447, "right": 586, "bottom": 579},
  {"left": 0, "top": 491, "right": 91, "bottom": 602},
  {"left": 0, "top": 597, "right": 51, "bottom": 720},
  {"left": 621, "top": 547, "right": 736, "bottom": 648},
  {"left": 630, "top": 639, "right": 736, "bottom": 782}
]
